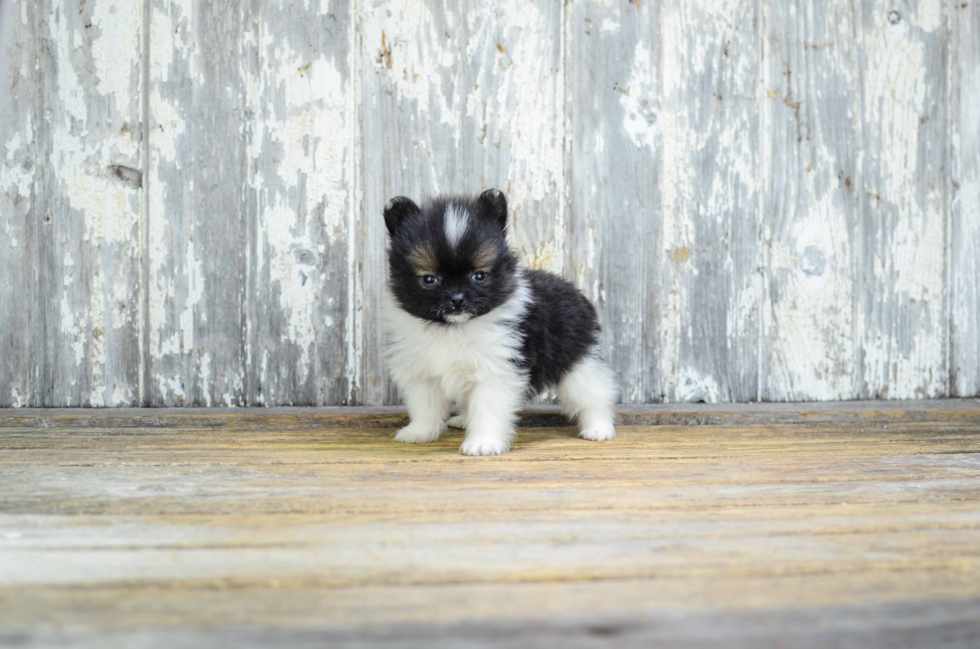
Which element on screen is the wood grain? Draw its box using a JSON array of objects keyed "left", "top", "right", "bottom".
[
  {"left": 565, "top": 0, "right": 661, "bottom": 403},
  {"left": 458, "top": 0, "right": 564, "bottom": 275},
  {"left": 950, "top": 0, "right": 980, "bottom": 398},
  {"left": 762, "top": 0, "right": 860, "bottom": 401},
  {"left": 146, "top": 0, "right": 248, "bottom": 406},
  {"left": 2, "top": 398, "right": 978, "bottom": 430},
  {"left": 659, "top": 0, "right": 762, "bottom": 403},
  {"left": 243, "top": 0, "right": 353, "bottom": 406},
  {"left": 0, "top": 0, "right": 36, "bottom": 407},
  {"left": 1, "top": 407, "right": 979, "bottom": 645},
  {"left": 34, "top": 0, "right": 143, "bottom": 406},
  {"left": 857, "top": 0, "right": 949, "bottom": 399}
]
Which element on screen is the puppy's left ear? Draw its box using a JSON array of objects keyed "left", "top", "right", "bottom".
[
  {"left": 478, "top": 188, "right": 508, "bottom": 232},
  {"left": 383, "top": 196, "right": 420, "bottom": 236}
]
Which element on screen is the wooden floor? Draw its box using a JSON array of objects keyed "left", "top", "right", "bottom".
[{"left": 1, "top": 401, "right": 979, "bottom": 648}]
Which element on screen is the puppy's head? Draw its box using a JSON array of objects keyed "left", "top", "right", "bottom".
[{"left": 384, "top": 189, "right": 518, "bottom": 324}]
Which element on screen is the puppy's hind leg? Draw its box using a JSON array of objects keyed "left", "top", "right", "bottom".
[
  {"left": 557, "top": 353, "right": 618, "bottom": 441},
  {"left": 446, "top": 387, "right": 473, "bottom": 428},
  {"left": 446, "top": 407, "right": 467, "bottom": 429}
]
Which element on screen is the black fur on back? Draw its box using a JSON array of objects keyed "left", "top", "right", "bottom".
[{"left": 519, "top": 269, "right": 601, "bottom": 395}]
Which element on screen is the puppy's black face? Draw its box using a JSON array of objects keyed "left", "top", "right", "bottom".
[{"left": 385, "top": 189, "right": 518, "bottom": 324}]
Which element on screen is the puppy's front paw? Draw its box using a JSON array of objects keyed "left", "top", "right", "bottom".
[
  {"left": 445, "top": 414, "right": 467, "bottom": 429},
  {"left": 394, "top": 423, "right": 441, "bottom": 444},
  {"left": 580, "top": 423, "right": 616, "bottom": 441},
  {"left": 460, "top": 436, "right": 510, "bottom": 456}
]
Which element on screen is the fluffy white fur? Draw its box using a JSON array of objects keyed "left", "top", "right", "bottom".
[
  {"left": 557, "top": 353, "right": 618, "bottom": 441},
  {"left": 443, "top": 204, "right": 469, "bottom": 248},
  {"left": 385, "top": 276, "right": 617, "bottom": 455},
  {"left": 385, "top": 277, "right": 530, "bottom": 455},
  {"left": 443, "top": 312, "right": 472, "bottom": 324}
]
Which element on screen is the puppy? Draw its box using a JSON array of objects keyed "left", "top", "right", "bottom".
[{"left": 383, "top": 189, "right": 618, "bottom": 456}]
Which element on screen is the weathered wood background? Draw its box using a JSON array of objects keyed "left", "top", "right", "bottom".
[{"left": 0, "top": 0, "right": 977, "bottom": 407}]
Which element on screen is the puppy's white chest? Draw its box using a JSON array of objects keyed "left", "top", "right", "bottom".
[
  {"left": 386, "top": 312, "right": 524, "bottom": 403},
  {"left": 404, "top": 323, "right": 512, "bottom": 392},
  {"left": 384, "top": 282, "right": 531, "bottom": 402}
]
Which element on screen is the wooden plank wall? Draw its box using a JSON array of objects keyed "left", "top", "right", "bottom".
[{"left": 0, "top": 0, "right": 977, "bottom": 407}]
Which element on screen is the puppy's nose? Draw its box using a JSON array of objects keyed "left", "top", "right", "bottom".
[{"left": 450, "top": 293, "right": 465, "bottom": 308}]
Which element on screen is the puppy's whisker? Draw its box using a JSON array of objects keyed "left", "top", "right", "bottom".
[{"left": 473, "top": 297, "right": 493, "bottom": 314}]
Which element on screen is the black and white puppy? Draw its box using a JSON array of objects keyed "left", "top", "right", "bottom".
[{"left": 383, "top": 189, "right": 617, "bottom": 456}]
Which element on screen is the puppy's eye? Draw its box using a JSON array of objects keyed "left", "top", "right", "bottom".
[
  {"left": 421, "top": 275, "right": 439, "bottom": 286},
  {"left": 471, "top": 271, "right": 487, "bottom": 282}
]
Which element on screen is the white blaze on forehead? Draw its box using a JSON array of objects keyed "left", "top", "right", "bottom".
[{"left": 444, "top": 204, "right": 469, "bottom": 248}]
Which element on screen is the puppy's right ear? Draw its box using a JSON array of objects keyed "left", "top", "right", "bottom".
[
  {"left": 383, "top": 196, "right": 420, "bottom": 236},
  {"left": 477, "top": 188, "right": 508, "bottom": 231}
]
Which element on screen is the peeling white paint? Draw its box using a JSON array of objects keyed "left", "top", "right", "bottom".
[
  {"left": 50, "top": 0, "right": 140, "bottom": 250},
  {"left": 2, "top": 123, "right": 33, "bottom": 199},
  {"left": 5, "top": 0, "right": 976, "bottom": 407},
  {"left": 111, "top": 385, "right": 130, "bottom": 407},
  {"left": 916, "top": 1, "right": 942, "bottom": 33},
  {"left": 90, "top": 0, "right": 141, "bottom": 100},
  {"left": 9, "top": 388, "right": 27, "bottom": 408},
  {"left": 463, "top": 0, "right": 563, "bottom": 272},
  {"left": 86, "top": 266, "right": 108, "bottom": 407},
  {"left": 761, "top": 0, "right": 864, "bottom": 402},
  {"left": 673, "top": 368, "right": 721, "bottom": 403},
  {"left": 0, "top": 0, "right": 35, "bottom": 407},
  {"left": 155, "top": 374, "right": 187, "bottom": 403},
  {"left": 51, "top": 0, "right": 88, "bottom": 123},
  {"left": 659, "top": 3, "right": 703, "bottom": 400},
  {"left": 247, "top": 21, "right": 351, "bottom": 389},
  {"left": 859, "top": 3, "right": 946, "bottom": 398},
  {"left": 24, "top": 0, "right": 144, "bottom": 406},
  {"left": 263, "top": 41, "right": 348, "bottom": 242},
  {"left": 600, "top": 18, "right": 620, "bottom": 34},
  {"left": 362, "top": 0, "right": 457, "bottom": 124},
  {"left": 110, "top": 277, "right": 134, "bottom": 331},
  {"left": 658, "top": 0, "right": 762, "bottom": 402},
  {"left": 346, "top": 3, "right": 362, "bottom": 406},
  {"left": 147, "top": 0, "right": 197, "bottom": 380},
  {"left": 951, "top": 3, "right": 980, "bottom": 396},
  {"left": 620, "top": 41, "right": 658, "bottom": 151},
  {"left": 177, "top": 239, "right": 204, "bottom": 354},
  {"left": 766, "top": 192, "right": 857, "bottom": 400},
  {"left": 199, "top": 352, "right": 212, "bottom": 407}
]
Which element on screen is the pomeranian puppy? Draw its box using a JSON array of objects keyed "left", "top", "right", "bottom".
[{"left": 383, "top": 189, "right": 618, "bottom": 456}]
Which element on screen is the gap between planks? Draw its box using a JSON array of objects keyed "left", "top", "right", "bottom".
[{"left": 1, "top": 398, "right": 978, "bottom": 430}]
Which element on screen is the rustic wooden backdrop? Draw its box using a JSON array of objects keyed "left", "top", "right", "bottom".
[{"left": 0, "top": 0, "right": 977, "bottom": 407}]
